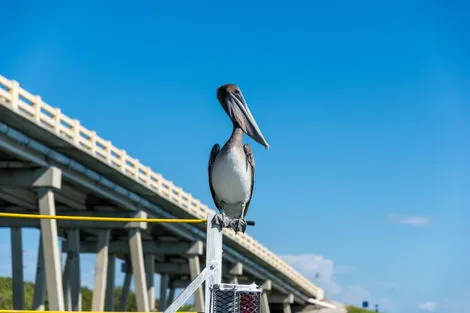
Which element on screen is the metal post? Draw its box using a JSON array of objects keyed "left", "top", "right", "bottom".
[
  {"left": 164, "top": 213, "right": 222, "bottom": 313},
  {"left": 204, "top": 213, "right": 223, "bottom": 313}
]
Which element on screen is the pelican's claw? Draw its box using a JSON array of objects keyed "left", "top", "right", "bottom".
[
  {"left": 212, "top": 212, "right": 231, "bottom": 230},
  {"left": 231, "top": 218, "right": 247, "bottom": 233}
]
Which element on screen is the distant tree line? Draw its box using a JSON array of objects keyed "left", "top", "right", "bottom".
[{"left": 0, "top": 276, "right": 193, "bottom": 311}]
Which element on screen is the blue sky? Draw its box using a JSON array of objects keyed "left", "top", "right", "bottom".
[{"left": 1, "top": 1, "right": 469, "bottom": 312}]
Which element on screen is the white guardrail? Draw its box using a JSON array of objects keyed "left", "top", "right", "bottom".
[{"left": 0, "top": 74, "right": 324, "bottom": 300}]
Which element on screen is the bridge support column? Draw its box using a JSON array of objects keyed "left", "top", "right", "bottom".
[
  {"left": 261, "top": 293, "right": 271, "bottom": 313},
  {"left": 159, "top": 273, "right": 169, "bottom": 311},
  {"left": 168, "top": 285, "right": 176, "bottom": 305},
  {"left": 145, "top": 254, "right": 155, "bottom": 310},
  {"left": 62, "top": 251, "right": 72, "bottom": 311},
  {"left": 33, "top": 234, "right": 46, "bottom": 310},
  {"left": 105, "top": 254, "right": 116, "bottom": 311},
  {"left": 37, "top": 179, "right": 65, "bottom": 311},
  {"left": 225, "top": 262, "right": 243, "bottom": 285},
  {"left": 67, "top": 229, "right": 82, "bottom": 311},
  {"left": 269, "top": 293, "right": 294, "bottom": 313},
  {"left": 261, "top": 281, "right": 272, "bottom": 313},
  {"left": 128, "top": 211, "right": 149, "bottom": 313},
  {"left": 188, "top": 255, "right": 204, "bottom": 311},
  {"left": 11, "top": 227, "right": 24, "bottom": 310},
  {"left": 119, "top": 259, "right": 132, "bottom": 311},
  {"left": 92, "top": 229, "right": 110, "bottom": 311}
]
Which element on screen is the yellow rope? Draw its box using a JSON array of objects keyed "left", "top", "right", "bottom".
[
  {"left": 0, "top": 311, "right": 200, "bottom": 313},
  {"left": 0, "top": 212, "right": 207, "bottom": 223}
]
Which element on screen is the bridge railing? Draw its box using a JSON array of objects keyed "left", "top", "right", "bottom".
[{"left": 0, "top": 74, "right": 324, "bottom": 300}]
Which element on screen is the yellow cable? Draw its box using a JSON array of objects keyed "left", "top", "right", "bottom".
[
  {"left": 0, "top": 311, "right": 200, "bottom": 313},
  {"left": 0, "top": 212, "right": 207, "bottom": 223}
]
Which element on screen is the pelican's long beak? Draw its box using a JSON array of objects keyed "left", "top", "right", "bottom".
[{"left": 225, "top": 90, "right": 270, "bottom": 149}]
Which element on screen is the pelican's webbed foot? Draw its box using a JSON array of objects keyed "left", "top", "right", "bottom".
[
  {"left": 231, "top": 218, "right": 247, "bottom": 233},
  {"left": 212, "top": 211, "right": 231, "bottom": 230}
]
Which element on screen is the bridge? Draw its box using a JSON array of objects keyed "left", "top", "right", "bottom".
[{"left": 0, "top": 74, "right": 333, "bottom": 313}]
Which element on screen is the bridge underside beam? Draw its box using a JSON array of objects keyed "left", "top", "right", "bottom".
[
  {"left": 269, "top": 293, "right": 295, "bottom": 305},
  {"left": 0, "top": 188, "right": 84, "bottom": 211},
  {"left": 63, "top": 239, "right": 203, "bottom": 255},
  {"left": 226, "top": 262, "right": 243, "bottom": 284},
  {"left": 0, "top": 167, "right": 61, "bottom": 189},
  {"left": 121, "top": 260, "right": 241, "bottom": 278}
]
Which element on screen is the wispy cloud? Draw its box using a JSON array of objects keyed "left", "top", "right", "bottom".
[
  {"left": 281, "top": 254, "right": 342, "bottom": 296},
  {"left": 280, "top": 254, "right": 393, "bottom": 311},
  {"left": 419, "top": 301, "right": 438, "bottom": 312},
  {"left": 387, "top": 214, "right": 430, "bottom": 226}
]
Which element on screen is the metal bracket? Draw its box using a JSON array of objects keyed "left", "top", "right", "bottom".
[
  {"left": 164, "top": 212, "right": 223, "bottom": 313},
  {"left": 164, "top": 266, "right": 212, "bottom": 313}
]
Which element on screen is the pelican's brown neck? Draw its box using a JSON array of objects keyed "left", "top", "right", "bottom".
[{"left": 226, "top": 125, "right": 244, "bottom": 149}]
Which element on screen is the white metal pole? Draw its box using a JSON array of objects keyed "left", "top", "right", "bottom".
[
  {"left": 164, "top": 212, "right": 223, "bottom": 313},
  {"left": 204, "top": 212, "right": 223, "bottom": 313}
]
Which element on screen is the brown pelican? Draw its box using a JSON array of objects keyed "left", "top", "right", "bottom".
[{"left": 208, "top": 84, "right": 269, "bottom": 233}]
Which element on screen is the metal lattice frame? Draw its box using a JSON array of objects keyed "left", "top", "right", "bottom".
[
  {"left": 211, "top": 284, "right": 262, "bottom": 313},
  {"left": 163, "top": 214, "right": 263, "bottom": 313}
]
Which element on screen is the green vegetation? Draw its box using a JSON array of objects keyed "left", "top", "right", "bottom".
[
  {"left": 0, "top": 277, "right": 385, "bottom": 313},
  {"left": 0, "top": 276, "right": 193, "bottom": 311},
  {"left": 346, "top": 305, "right": 381, "bottom": 313}
]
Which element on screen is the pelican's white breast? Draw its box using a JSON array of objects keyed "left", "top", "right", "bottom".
[{"left": 211, "top": 146, "right": 251, "bottom": 206}]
